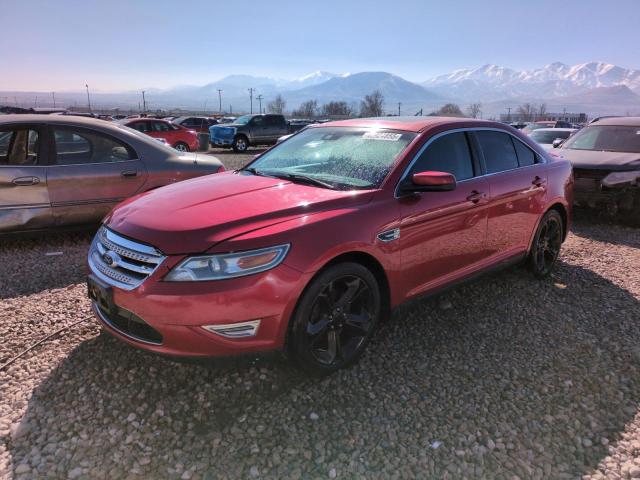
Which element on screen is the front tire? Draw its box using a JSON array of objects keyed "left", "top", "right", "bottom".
[
  {"left": 174, "top": 142, "right": 190, "bottom": 152},
  {"left": 528, "top": 210, "right": 563, "bottom": 278},
  {"left": 232, "top": 135, "right": 249, "bottom": 152},
  {"left": 289, "top": 263, "right": 381, "bottom": 375}
]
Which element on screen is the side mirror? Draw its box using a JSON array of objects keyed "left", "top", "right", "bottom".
[
  {"left": 401, "top": 171, "right": 457, "bottom": 193},
  {"left": 552, "top": 138, "right": 564, "bottom": 148}
]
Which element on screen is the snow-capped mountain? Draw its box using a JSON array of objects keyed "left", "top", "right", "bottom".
[
  {"left": 285, "top": 71, "right": 350, "bottom": 89},
  {"left": 423, "top": 62, "right": 640, "bottom": 101}
]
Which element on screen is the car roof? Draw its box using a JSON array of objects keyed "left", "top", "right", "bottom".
[
  {"left": 591, "top": 116, "right": 640, "bottom": 126},
  {"left": 313, "top": 116, "right": 507, "bottom": 133},
  {"left": 531, "top": 128, "right": 576, "bottom": 132},
  {"left": 0, "top": 113, "right": 120, "bottom": 128}
]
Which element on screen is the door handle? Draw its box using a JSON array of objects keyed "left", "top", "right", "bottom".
[
  {"left": 121, "top": 170, "right": 138, "bottom": 177},
  {"left": 12, "top": 176, "right": 40, "bottom": 186},
  {"left": 466, "top": 191, "right": 486, "bottom": 203},
  {"left": 532, "top": 176, "right": 546, "bottom": 187}
]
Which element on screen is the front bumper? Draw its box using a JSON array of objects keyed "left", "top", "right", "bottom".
[
  {"left": 91, "top": 262, "right": 309, "bottom": 357},
  {"left": 210, "top": 137, "right": 234, "bottom": 146},
  {"left": 573, "top": 168, "right": 638, "bottom": 211}
]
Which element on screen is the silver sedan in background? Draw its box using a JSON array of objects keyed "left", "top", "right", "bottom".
[{"left": 0, "top": 114, "right": 224, "bottom": 233}]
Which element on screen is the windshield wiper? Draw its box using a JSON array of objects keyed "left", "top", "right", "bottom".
[
  {"left": 269, "top": 172, "right": 337, "bottom": 190},
  {"left": 238, "top": 166, "right": 267, "bottom": 176}
]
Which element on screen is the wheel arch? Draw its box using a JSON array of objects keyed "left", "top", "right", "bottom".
[
  {"left": 282, "top": 249, "right": 392, "bottom": 355},
  {"left": 548, "top": 202, "right": 569, "bottom": 241}
]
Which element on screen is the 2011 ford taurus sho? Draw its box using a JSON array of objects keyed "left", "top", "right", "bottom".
[{"left": 87, "top": 117, "right": 573, "bottom": 375}]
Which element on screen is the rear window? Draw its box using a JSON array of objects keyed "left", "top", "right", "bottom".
[{"left": 530, "top": 130, "right": 572, "bottom": 144}]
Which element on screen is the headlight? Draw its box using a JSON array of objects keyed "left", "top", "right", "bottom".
[
  {"left": 602, "top": 170, "right": 640, "bottom": 188},
  {"left": 165, "top": 244, "right": 290, "bottom": 281}
]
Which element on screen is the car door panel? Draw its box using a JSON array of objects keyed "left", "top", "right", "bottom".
[
  {"left": 46, "top": 126, "right": 147, "bottom": 227},
  {"left": 0, "top": 125, "right": 52, "bottom": 232},
  {"left": 397, "top": 130, "right": 488, "bottom": 300},
  {"left": 473, "top": 130, "right": 548, "bottom": 257},
  {"left": 399, "top": 177, "right": 489, "bottom": 298}
]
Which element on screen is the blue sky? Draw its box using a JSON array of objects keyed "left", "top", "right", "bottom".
[{"left": 1, "top": 0, "right": 639, "bottom": 91}]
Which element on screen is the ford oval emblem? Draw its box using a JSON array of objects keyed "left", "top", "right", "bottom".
[{"left": 102, "top": 251, "right": 120, "bottom": 267}]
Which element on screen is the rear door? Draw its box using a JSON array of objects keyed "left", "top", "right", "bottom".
[
  {"left": 46, "top": 126, "right": 147, "bottom": 227},
  {"left": 249, "top": 116, "right": 267, "bottom": 142},
  {"left": 0, "top": 124, "right": 52, "bottom": 232},
  {"left": 399, "top": 130, "right": 489, "bottom": 297},
  {"left": 264, "top": 115, "right": 286, "bottom": 142},
  {"left": 472, "top": 130, "right": 547, "bottom": 258}
]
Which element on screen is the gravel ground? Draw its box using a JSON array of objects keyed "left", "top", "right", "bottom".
[
  {"left": 204, "top": 147, "right": 266, "bottom": 172},
  {"left": 1, "top": 207, "right": 639, "bottom": 479}
]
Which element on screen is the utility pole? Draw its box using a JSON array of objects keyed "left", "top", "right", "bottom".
[
  {"left": 397, "top": 102, "right": 402, "bottom": 116},
  {"left": 142, "top": 90, "right": 147, "bottom": 112},
  {"left": 248, "top": 88, "right": 254, "bottom": 114},
  {"left": 52, "top": 92, "right": 56, "bottom": 108},
  {"left": 506, "top": 106, "right": 512, "bottom": 122},
  {"left": 85, "top": 84, "right": 92, "bottom": 113},
  {"left": 34, "top": 96, "right": 38, "bottom": 108},
  {"left": 217, "top": 89, "right": 223, "bottom": 114},
  {"left": 256, "top": 94, "right": 264, "bottom": 114}
]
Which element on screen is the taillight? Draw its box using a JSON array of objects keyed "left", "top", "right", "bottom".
[{"left": 217, "top": 165, "right": 225, "bottom": 173}]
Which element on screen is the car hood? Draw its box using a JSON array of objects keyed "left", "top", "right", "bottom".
[
  {"left": 105, "top": 171, "right": 373, "bottom": 254},
  {"left": 558, "top": 149, "right": 640, "bottom": 170}
]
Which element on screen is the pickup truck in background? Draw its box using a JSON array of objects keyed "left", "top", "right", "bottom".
[{"left": 209, "top": 114, "right": 305, "bottom": 152}]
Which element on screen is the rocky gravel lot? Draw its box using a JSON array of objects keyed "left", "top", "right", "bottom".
[{"left": 1, "top": 180, "right": 639, "bottom": 479}]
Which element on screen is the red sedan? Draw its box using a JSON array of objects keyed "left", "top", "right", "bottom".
[
  {"left": 87, "top": 117, "right": 573, "bottom": 375},
  {"left": 122, "top": 118, "right": 200, "bottom": 152}
]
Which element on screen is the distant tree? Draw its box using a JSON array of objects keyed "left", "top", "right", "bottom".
[
  {"left": 430, "top": 103, "right": 463, "bottom": 117},
  {"left": 267, "top": 95, "right": 286, "bottom": 114},
  {"left": 360, "top": 90, "right": 384, "bottom": 117},
  {"left": 537, "top": 103, "right": 547, "bottom": 120},
  {"left": 321, "top": 101, "right": 354, "bottom": 116},
  {"left": 466, "top": 103, "right": 482, "bottom": 119},
  {"left": 292, "top": 99, "right": 318, "bottom": 117},
  {"left": 517, "top": 103, "right": 536, "bottom": 122}
]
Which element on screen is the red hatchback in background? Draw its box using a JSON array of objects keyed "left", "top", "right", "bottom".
[
  {"left": 88, "top": 117, "right": 573, "bottom": 375},
  {"left": 121, "top": 118, "right": 200, "bottom": 152}
]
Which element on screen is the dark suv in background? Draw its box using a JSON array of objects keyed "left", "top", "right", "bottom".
[
  {"left": 209, "top": 114, "right": 296, "bottom": 152},
  {"left": 173, "top": 116, "right": 218, "bottom": 133}
]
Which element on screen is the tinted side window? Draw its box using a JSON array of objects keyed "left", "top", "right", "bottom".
[
  {"left": 266, "top": 115, "right": 283, "bottom": 126},
  {"left": 0, "top": 128, "right": 39, "bottom": 165},
  {"left": 54, "top": 128, "right": 135, "bottom": 165},
  {"left": 152, "top": 122, "right": 171, "bottom": 132},
  {"left": 512, "top": 137, "right": 537, "bottom": 167},
  {"left": 476, "top": 131, "right": 519, "bottom": 174},
  {"left": 410, "top": 132, "right": 474, "bottom": 181},
  {"left": 129, "top": 121, "right": 150, "bottom": 133},
  {"left": 251, "top": 116, "right": 264, "bottom": 126}
]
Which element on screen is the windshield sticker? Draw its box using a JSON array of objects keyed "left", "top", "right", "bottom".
[{"left": 363, "top": 131, "right": 402, "bottom": 141}]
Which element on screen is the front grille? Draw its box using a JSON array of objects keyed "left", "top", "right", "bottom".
[
  {"left": 211, "top": 127, "right": 234, "bottom": 139},
  {"left": 88, "top": 227, "right": 165, "bottom": 290},
  {"left": 94, "top": 303, "right": 163, "bottom": 345},
  {"left": 573, "top": 168, "right": 609, "bottom": 181}
]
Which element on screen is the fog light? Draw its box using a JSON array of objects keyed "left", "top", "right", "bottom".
[{"left": 202, "top": 320, "right": 260, "bottom": 338}]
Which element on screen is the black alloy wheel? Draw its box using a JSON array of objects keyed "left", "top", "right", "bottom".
[
  {"left": 290, "top": 263, "right": 381, "bottom": 375},
  {"left": 529, "top": 210, "right": 563, "bottom": 278}
]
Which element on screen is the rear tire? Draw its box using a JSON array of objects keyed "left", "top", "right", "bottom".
[
  {"left": 174, "top": 142, "right": 190, "bottom": 152},
  {"left": 528, "top": 210, "right": 563, "bottom": 278},
  {"left": 289, "top": 262, "right": 381, "bottom": 376},
  {"left": 232, "top": 135, "right": 249, "bottom": 152}
]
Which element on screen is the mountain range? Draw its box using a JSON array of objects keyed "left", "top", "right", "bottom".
[{"left": 2, "top": 62, "right": 640, "bottom": 117}]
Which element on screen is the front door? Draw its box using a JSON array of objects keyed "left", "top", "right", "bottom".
[
  {"left": 46, "top": 126, "right": 147, "bottom": 227},
  {"left": 398, "top": 131, "right": 489, "bottom": 299},
  {"left": 0, "top": 124, "right": 52, "bottom": 232}
]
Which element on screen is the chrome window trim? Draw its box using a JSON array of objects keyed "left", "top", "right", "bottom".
[{"left": 394, "top": 127, "right": 545, "bottom": 198}]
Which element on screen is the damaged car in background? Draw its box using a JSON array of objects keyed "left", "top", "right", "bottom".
[
  {"left": 558, "top": 117, "right": 640, "bottom": 221},
  {"left": 0, "top": 115, "right": 224, "bottom": 234}
]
